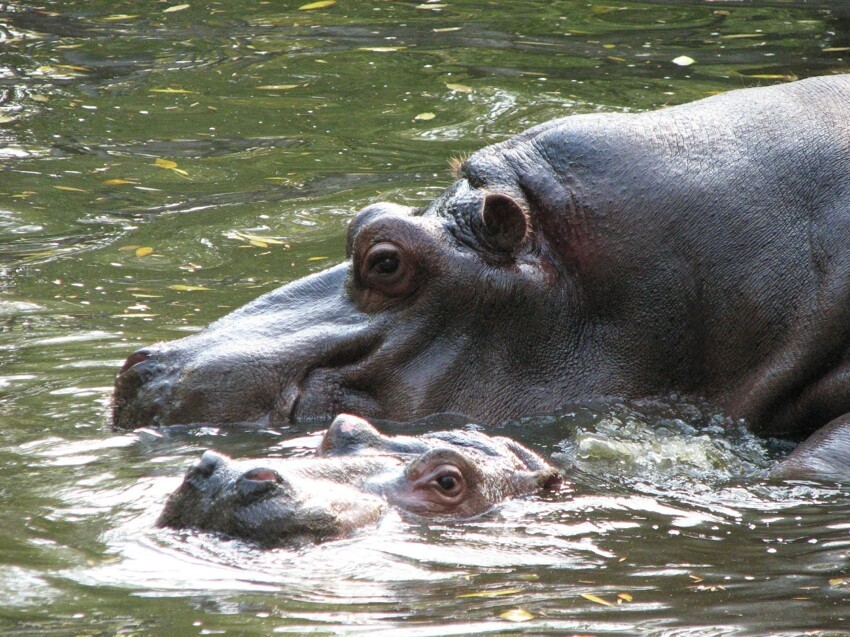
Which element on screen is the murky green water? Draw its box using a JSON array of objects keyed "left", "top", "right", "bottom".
[{"left": 2, "top": 1, "right": 850, "bottom": 634}]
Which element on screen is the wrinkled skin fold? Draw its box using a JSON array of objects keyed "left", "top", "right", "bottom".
[
  {"left": 118, "top": 75, "right": 850, "bottom": 465},
  {"left": 158, "top": 414, "right": 560, "bottom": 545}
]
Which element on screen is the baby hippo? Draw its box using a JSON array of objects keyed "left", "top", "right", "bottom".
[{"left": 158, "top": 414, "right": 561, "bottom": 545}]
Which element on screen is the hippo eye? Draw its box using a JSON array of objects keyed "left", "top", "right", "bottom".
[{"left": 361, "top": 241, "right": 415, "bottom": 297}]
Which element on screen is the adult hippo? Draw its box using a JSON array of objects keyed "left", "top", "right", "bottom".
[
  {"left": 158, "top": 414, "right": 560, "bottom": 545},
  {"left": 115, "top": 75, "right": 850, "bottom": 457}
]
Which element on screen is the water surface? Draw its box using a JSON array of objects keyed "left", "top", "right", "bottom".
[{"left": 2, "top": 1, "right": 850, "bottom": 634}]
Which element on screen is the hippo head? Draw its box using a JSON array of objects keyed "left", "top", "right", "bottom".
[
  {"left": 114, "top": 166, "right": 585, "bottom": 428},
  {"left": 157, "top": 414, "right": 561, "bottom": 545}
]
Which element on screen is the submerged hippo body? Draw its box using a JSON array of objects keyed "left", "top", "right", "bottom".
[
  {"left": 158, "top": 415, "right": 560, "bottom": 544},
  {"left": 117, "top": 75, "right": 850, "bottom": 453}
]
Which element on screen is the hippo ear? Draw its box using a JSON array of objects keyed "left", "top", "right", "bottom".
[
  {"left": 481, "top": 193, "right": 528, "bottom": 253},
  {"left": 510, "top": 468, "right": 562, "bottom": 494}
]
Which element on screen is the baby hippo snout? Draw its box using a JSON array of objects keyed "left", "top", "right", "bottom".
[{"left": 158, "top": 414, "right": 561, "bottom": 546}]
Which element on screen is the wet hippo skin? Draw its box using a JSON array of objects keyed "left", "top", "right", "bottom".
[
  {"left": 158, "top": 414, "right": 560, "bottom": 545},
  {"left": 116, "top": 75, "right": 850, "bottom": 472}
]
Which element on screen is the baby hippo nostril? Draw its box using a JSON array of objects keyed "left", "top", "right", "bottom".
[
  {"left": 119, "top": 350, "right": 150, "bottom": 375},
  {"left": 242, "top": 467, "right": 281, "bottom": 483}
]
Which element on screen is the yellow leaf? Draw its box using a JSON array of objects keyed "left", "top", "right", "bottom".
[
  {"left": 446, "top": 83, "right": 472, "bottom": 93},
  {"left": 102, "top": 14, "right": 140, "bottom": 20},
  {"left": 154, "top": 158, "right": 178, "bottom": 170},
  {"left": 414, "top": 112, "right": 436, "bottom": 121},
  {"left": 53, "top": 185, "right": 87, "bottom": 192},
  {"left": 135, "top": 246, "right": 154, "bottom": 257},
  {"left": 257, "top": 85, "right": 298, "bottom": 91},
  {"left": 823, "top": 47, "right": 850, "bottom": 52},
  {"left": 829, "top": 578, "right": 846, "bottom": 586},
  {"left": 0, "top": 115, "right": 16, "bottom": 124},
  {"left": 103, "top": 178, "right": 137, "bottom": 185},
  {"left": 457, "top": 588, "right": 521, "bottom": 599},
  {"left": 149, "top": 88, "right": 196, "bottom": 94},
  {"left": 56, "top": 64, "right": 90, "bottom": 72},
  {"left": 249, "top": 239, "right": 269, "bottom": 248},
  {"left": 617, "top": 593, "right": 633, "bottom": 602},
  {"left": 299, "top": 0, "right": 335, "bottom": 9},
  {"left": 433, "top": 27, "right": 462, "bottom": 32},
  {"left": 31, "top": 94, "right": 49, "bottom": 103},
  {"left": 171, "top": 167, "right": 190, "bottom": 177},
  {"left": 499, "top": 609, "right": 533, "bottom": 622},
  {"left": 163, "top": 4, "right": 191, "bottom": 12},
  {"left": 234, "top": 231, "right": 286, "bottom": 245},
  {"left": 581, "top": 593, "right": 614, "bottom": 607},
  {"left": 306, "top": 256, "right": 328, "bottom": 261},
  {"left": 168, "top": 284, "right": 210, "bottom": 291}
]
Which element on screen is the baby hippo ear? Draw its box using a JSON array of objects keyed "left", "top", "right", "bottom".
[{"left": 481, "top": 193, "right": 529, "bottom": 253}]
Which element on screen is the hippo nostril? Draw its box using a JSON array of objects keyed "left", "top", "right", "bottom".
[
  {"left": 242, "top": 467, "right": 281, "bottom": 483},
  {"left": 120, "top": 350, "right": 150, "bottom": 375},
  {"left": 196, "top": 450, "right": 225, "bottom": 476}
]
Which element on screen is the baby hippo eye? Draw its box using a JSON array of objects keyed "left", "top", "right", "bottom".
[
  {"left": 436, "top": 474, "right": 457, "bottom": 491},
  {"left": 430, "top": 466, "right": 464, "bottom": 496}
]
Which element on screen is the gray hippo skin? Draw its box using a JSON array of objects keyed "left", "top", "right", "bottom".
[
  {"left": 116, "top": 75, "right": 850, "bottom": 473},
  {"left": 158, "top": 414, "right": 560, "bottom": 545}
]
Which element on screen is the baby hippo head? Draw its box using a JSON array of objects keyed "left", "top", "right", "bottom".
[{"left": 158, "top": 414, "right": 561, "bottom": 546}]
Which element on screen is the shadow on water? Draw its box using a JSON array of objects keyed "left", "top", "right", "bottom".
[{"left": 1, "top": 0, "right": 850, "bottom": 634}]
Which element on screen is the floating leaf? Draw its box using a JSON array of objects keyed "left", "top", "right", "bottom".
[
  {"left": 134, "top": 246, "right": 154, "bottom": 257},
  {"left": 689, "top": 574, "right": 704, "bottom": 583},
  {"left": 249, "top": 239, "right": 269, "bottom": 248},
  {"left": 617, "top": 593, "right": 633, "bottom": 602},
  {"left": 111, "top": 313, "right": 158, "bottom": 318},
  {"left": 163, "top": 4, "right": 191, "bottom": 12},
  {"left": 154, "top": 157, "right": 189, "bottom": 177},
  {"left": 719, "top": 33, "right": 763, "bottom": 39},
  {"left": 499, "top": 609, "right": 533, "bottom": 622},
  {"left": 228, "top": 230, "right": 287, "bottom": 245},
  {"left": 672, "top": 55, "right": 695, "bottom": 66},
  {"left": 299, "top": 0, "right": 335, "bottom": 9},
  {"left": 823, "top": 47, "right": 850, "bottom": 52},
  {"left": 433, "top": 26, "right": 462, "bottom": 32},
  {"left": 155, "top": 158, "right": 178, "bottom": 170},
  {"left": 359, "top": 47, "right": 405, "bottom": 52},
  {"left": 103, "top": 178, "right": 137, "bottom": 185},
  {"left": 829, "top": 578, "right": 847, "bottom": 586},
  {"left": 53, "top": 185, "right": 87, "bottom": 192},
  {"left": 103, "top": 14, "right": 140, "bottom": 20},
  {"left": 149, "top": 88, "right": 196, "bottom": 94},
  {"left": 0, "top": 115, "right": 16, "bottom": 124},
  {"left": 414, "top": 112, "right": 436, "bottom": 121},
  {"left": 119, "top": 245, "right": 141, "bottom": 252},
  {"left": 306, "top": 256, "right": 328, "bottom": 262},
  {"left": 446, "top": 83, "right": 472, "bottom": 93},
  {"left": 56, "top": 64, "right": 90, "bottom": 72},
  {"left": 168, "top": 284, "right": 210, "bottom": 291},
  {"left": 581, "top": 593, "right": 614, "bottom": 607},
  {"left": 31, "top": 94, "right": 49, "bottom": 103},
  {"left": 457, "top": 588, "right": 521, "bottom": 599},
  {"left": 745, "top": 73, "right": 797, "bottom": 81},
  {"left": 257, "top": 84, "right": 298, "bottom": 91}
]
